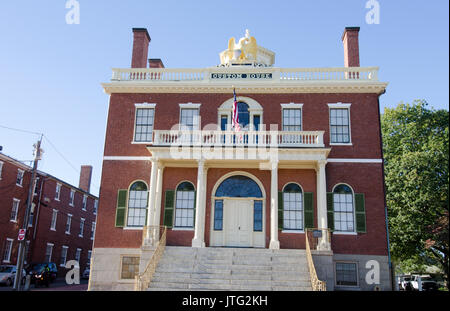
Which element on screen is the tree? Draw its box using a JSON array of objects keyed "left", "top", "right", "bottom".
[{"left": 381, "top": 100, "right": 449, "bottom": 288}]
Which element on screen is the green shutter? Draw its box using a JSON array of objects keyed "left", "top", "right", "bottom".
[
  {"left": 304, "top": 192, "right": 314, "bottom": 229},
  {"left": 115, "top": 189, "right": 127, "bottom": 227},
  {"left": 327, "top": 192, "right": 334, "bottom": 231},
  {"left": 355, "top": 193, "right": 366, "bottom": 233},
  {"left": 145, "top": 191, "right": 149, "bottom": 226},
  {"left": 193, "top": 190, "right": 197, "bottom": 227},
  {"left": 278, "top": 191, "right": 283, "bottom": 230},
  {"left": 163, "top": 190, "right": 175, "bottom": 228}
]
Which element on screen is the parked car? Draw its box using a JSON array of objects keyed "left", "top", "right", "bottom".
[
  {"left": 410, "top": 274, "right": 439, "bottom": 291},
  {"left": 82, "top": 267, "right": 90, "bottom": 279},
  {"left": 27, "top": 262, "right": 58, "bottom": 286},
  {"left": 0, "top": 265, "right": 26, "bottom": 286},
  {"left": 399, "top": 275, "right": 413, "bottom": 291}
]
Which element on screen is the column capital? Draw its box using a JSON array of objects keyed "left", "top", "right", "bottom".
[
  {"left": 270, "top": 160, "right": 278, "bottom": 170},
  {"left": 150, "top": 157, "right": 159, "bottom": 164}
]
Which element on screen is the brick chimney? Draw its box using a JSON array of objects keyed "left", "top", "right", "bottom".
[
  {"left": 342, "top": 27, "right": 360, "bottom": 67},
  {"left": 131, "top": 28, "right": 150, "bottom": 68},
  {"left": 79, "top": 165, "right": 92, "bottom": 193},
  {"left": 149, "top": 58, "right": 165, "bottom": 68}
]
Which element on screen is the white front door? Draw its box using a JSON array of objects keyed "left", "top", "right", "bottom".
[{"left": 224, "top": 199, "right": 253, "bottom": 247}]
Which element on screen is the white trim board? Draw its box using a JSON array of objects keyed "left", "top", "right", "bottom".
[
  {"left": 103, "top": 156, "right": 153, "bottom": 161},
  {"left": 327, "top": 159, "right": 383, "bottom": 163}
]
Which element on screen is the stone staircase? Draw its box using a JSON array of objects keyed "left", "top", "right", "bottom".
[{"left": 147, "top": 246, "right": 312, "bottom": 291}]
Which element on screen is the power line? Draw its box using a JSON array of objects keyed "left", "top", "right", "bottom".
[
  {"left": 0, "top": 124, "right": 43, "bottom": 136},
  {"left": 1, "top": 124, "right": 101, "bottom": 193}
]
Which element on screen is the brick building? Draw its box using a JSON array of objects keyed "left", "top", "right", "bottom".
[
  {"left": 0, "top": 152, "right": 98, "bottom": 277},
  {"left": 90, "top": 27, "right": 391, "bottom": 291}
]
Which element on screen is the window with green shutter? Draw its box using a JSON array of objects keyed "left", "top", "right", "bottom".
[
  {"left": 327, "top": 192, "right": 334, "bottom": 231},
  {"left": 115, "top": 189, "right": 127, "bottom": 227},
  {"left": 304, "top": 192, "right": 314, "bottom": 229},
  {"left": 355, "top": 193, "right": 366, "bottom": 233},
  {"left": 163, "top": 190, "right": 175, "bottom": 228},
  {"left": 278, "top": 191, "right": 283, "bottom": 230}
]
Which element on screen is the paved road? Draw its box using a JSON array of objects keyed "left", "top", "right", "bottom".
[{"left": 0, "top": 278, "right": 89, "bottom": 291}]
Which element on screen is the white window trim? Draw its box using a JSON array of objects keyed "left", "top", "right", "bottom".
[
  {"left": 55, "top": 183, "right": 62, "bottom": 201},
  {"left": 93, "top": 200, "right": 98, "bottom": 215},
  {"left": 178, "top": 105, "right": 200, "bottom": 131},
  {"left": 69, "top": 189, "right": 75, "bottom": 206},
  {"left": 16, "top": 169, "right": 24, "bottom": 187},
  {"left": 217, "top": 99, "right": 264, "bottom": 131},
  {"left": 179, "top": 102, "right": 201, "bottom": 109},
  {"left": 3, "top": 238, "right": 14, "bottom": 263},
  {"left": 10, "top": 198, "right": 20, "bottom": 222},
  {"left": 65, "top": 214, "right": 72, "bottom": 235},
  {"left": 75, "top": 248, "right": 82, "bottom": 263},
  {"left": 171, "top": 227, "right": 195, "bottom": 231},
  {"left": 79, "top": 218, "right": 85, "bottom": 237},
  {"left": 332, "top": 183, "right": 356, "bottom": 234},
  {"left": 334, "top": 261, "right": 360, "bottom": 288},
  {"left": 50, "top": 209, "right": 58, "bottom": 231},
  {"left": 82, "top": 195, "right": 87, "bottom": 211},
  {"left": 0, "top": 161, "right": 4, "bottom": 179},
  {"left": 281, "top": 104, "right": 303, "bottom": 132},
  {"left": 45, "top": 243, "right": 54, "bottom": 262},
  {"left": 281, "top": 230, "right": 305, "bottom": 234},
  {"left": 280, "top": 102, "right": 304, "bottom": 109},
  {"left": 60, "top": 245, "right": 69, "bottom": 267},
  {"left": 33, "top": 177, "right": 39, "bottom": 196},
  {"left": 132, "top": 103, "right": 156, "bottom": 144},
  {"left": 91, "top": 221, "right": 96, "bottom": 240},
  {"left": 328, "top": 103, "right": 352, "bottom": 145},
  {"left": 24, "top": 240, "right": 30, "bottom": 264}
]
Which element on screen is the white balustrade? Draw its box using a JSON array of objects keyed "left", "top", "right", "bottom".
[
  {"left": 152, "top": 130, "right": 324, "bottom": 148},
  {"left": 111, "top": 67, "right": 379, "bottom": 82}
]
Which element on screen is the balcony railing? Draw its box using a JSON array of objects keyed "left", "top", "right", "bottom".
[
  {"left": 111, "top": 66, "right": 379, "bottom": 82},
  {"left": 152, "top": 130, "right": 324, "bottom": 148}
]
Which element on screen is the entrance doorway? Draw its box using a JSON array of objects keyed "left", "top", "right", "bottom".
[
  {"left": 210, "top": 173, "right": 265, "bottom": 248},
  {"left": 224, "top": 199, "right": 253, "bottom": 247}
]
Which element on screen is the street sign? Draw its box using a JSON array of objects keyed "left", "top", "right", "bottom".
[{"left": 18, "top": 229, "right": 26, "bottom": 241}]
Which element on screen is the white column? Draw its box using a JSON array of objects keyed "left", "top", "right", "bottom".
[
  {"left": 153, "top": 163, "right": 164, "bottom": 227},
  {"left": 316, "top": 160, "right": 330, "bottom": 250},
  {"left": 192, "top": 160, "right": 206, "bottom": 248},
  {"left": 269, "top": 160, "right": 280, "bottom": 249},
  {"left": 152, "top": 163, "right": 164, "bottom": 241},
  {"left": 144, "top": 158, "right": 158, "bottom": 246}
]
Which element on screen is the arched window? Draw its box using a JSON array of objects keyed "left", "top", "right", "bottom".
[
  {"left": 237, "top": 102, "right": 250, "bottom": 129},
  {"left": 333, "top": 184, "right": 355, "bottom": 232},
  {"left": 174, "top": 182, "right": 195, "bottom": 228},
  {"left": 215, "top": 175, "right": 262, "bottom": 198},
  {"left": 283, "top": 183, "right": 303, "bottom": 230},
  {"left": 127, "top": 181, "right": 148, "bottom": 227}
]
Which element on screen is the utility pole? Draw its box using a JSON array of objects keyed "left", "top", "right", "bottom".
[{"left": 13, "top": 135, "right": 43, "bottom": 290}]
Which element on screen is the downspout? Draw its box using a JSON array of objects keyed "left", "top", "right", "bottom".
[{"left": 377, "top": 90, "right": 394, "bottom": 290}]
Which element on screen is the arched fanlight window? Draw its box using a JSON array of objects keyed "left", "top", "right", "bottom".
[
  {"left": 127, "top": 181, "right": 148, "bottom": 227},
  {"left": 237, "top": 102, "right": 250, "bottom": 129},
  {"left": 174, "top": 181, "right": 195, "bottom": 228},
  {"left": 333, "top": 184, "right": 355, "bottom": 232},
  {"left": 215, "top": 175, "right": 262, "bottom": 198},
  {"left": 282, "top": 183, "right": 303, "bottom": 230}
]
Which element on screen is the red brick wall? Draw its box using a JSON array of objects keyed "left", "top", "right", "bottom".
[
  {"left": 98, "top": 91, "right": 388, "bottom": 256},
  {"left": 104, "top": 92, "right": 382, "bottom": 159},
  {"left": 327, "top": 162, "right": 388, "bottom": 256},
  {"left": 94, "top": 160, "right": 151, "bottom": 248},
  {"left": 0, "top": 156, "right": 97, "bottom": 274}
]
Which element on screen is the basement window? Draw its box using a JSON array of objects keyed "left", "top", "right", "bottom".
[{"left": 121, "top": 256, "right": 140, "bottom": 279}]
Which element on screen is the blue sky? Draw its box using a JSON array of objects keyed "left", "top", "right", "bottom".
[{"left": 0, "top": 0, "right": 448, "bottom": 196}]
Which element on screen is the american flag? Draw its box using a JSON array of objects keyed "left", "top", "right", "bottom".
[{"left": 232, "top": 88, "right": 240, "bottom": 132}]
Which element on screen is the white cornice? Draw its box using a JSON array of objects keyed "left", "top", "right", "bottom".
[{"left": 102, "top": 82, "right": 388, "bottom": 95}]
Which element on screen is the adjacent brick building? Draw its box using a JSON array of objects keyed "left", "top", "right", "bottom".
[
  {"left": 91, "top": 27, "right": 391, "bottom": 290},
  {"left": 0, "top": 152, "right": 98, "bottom": 276}
]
